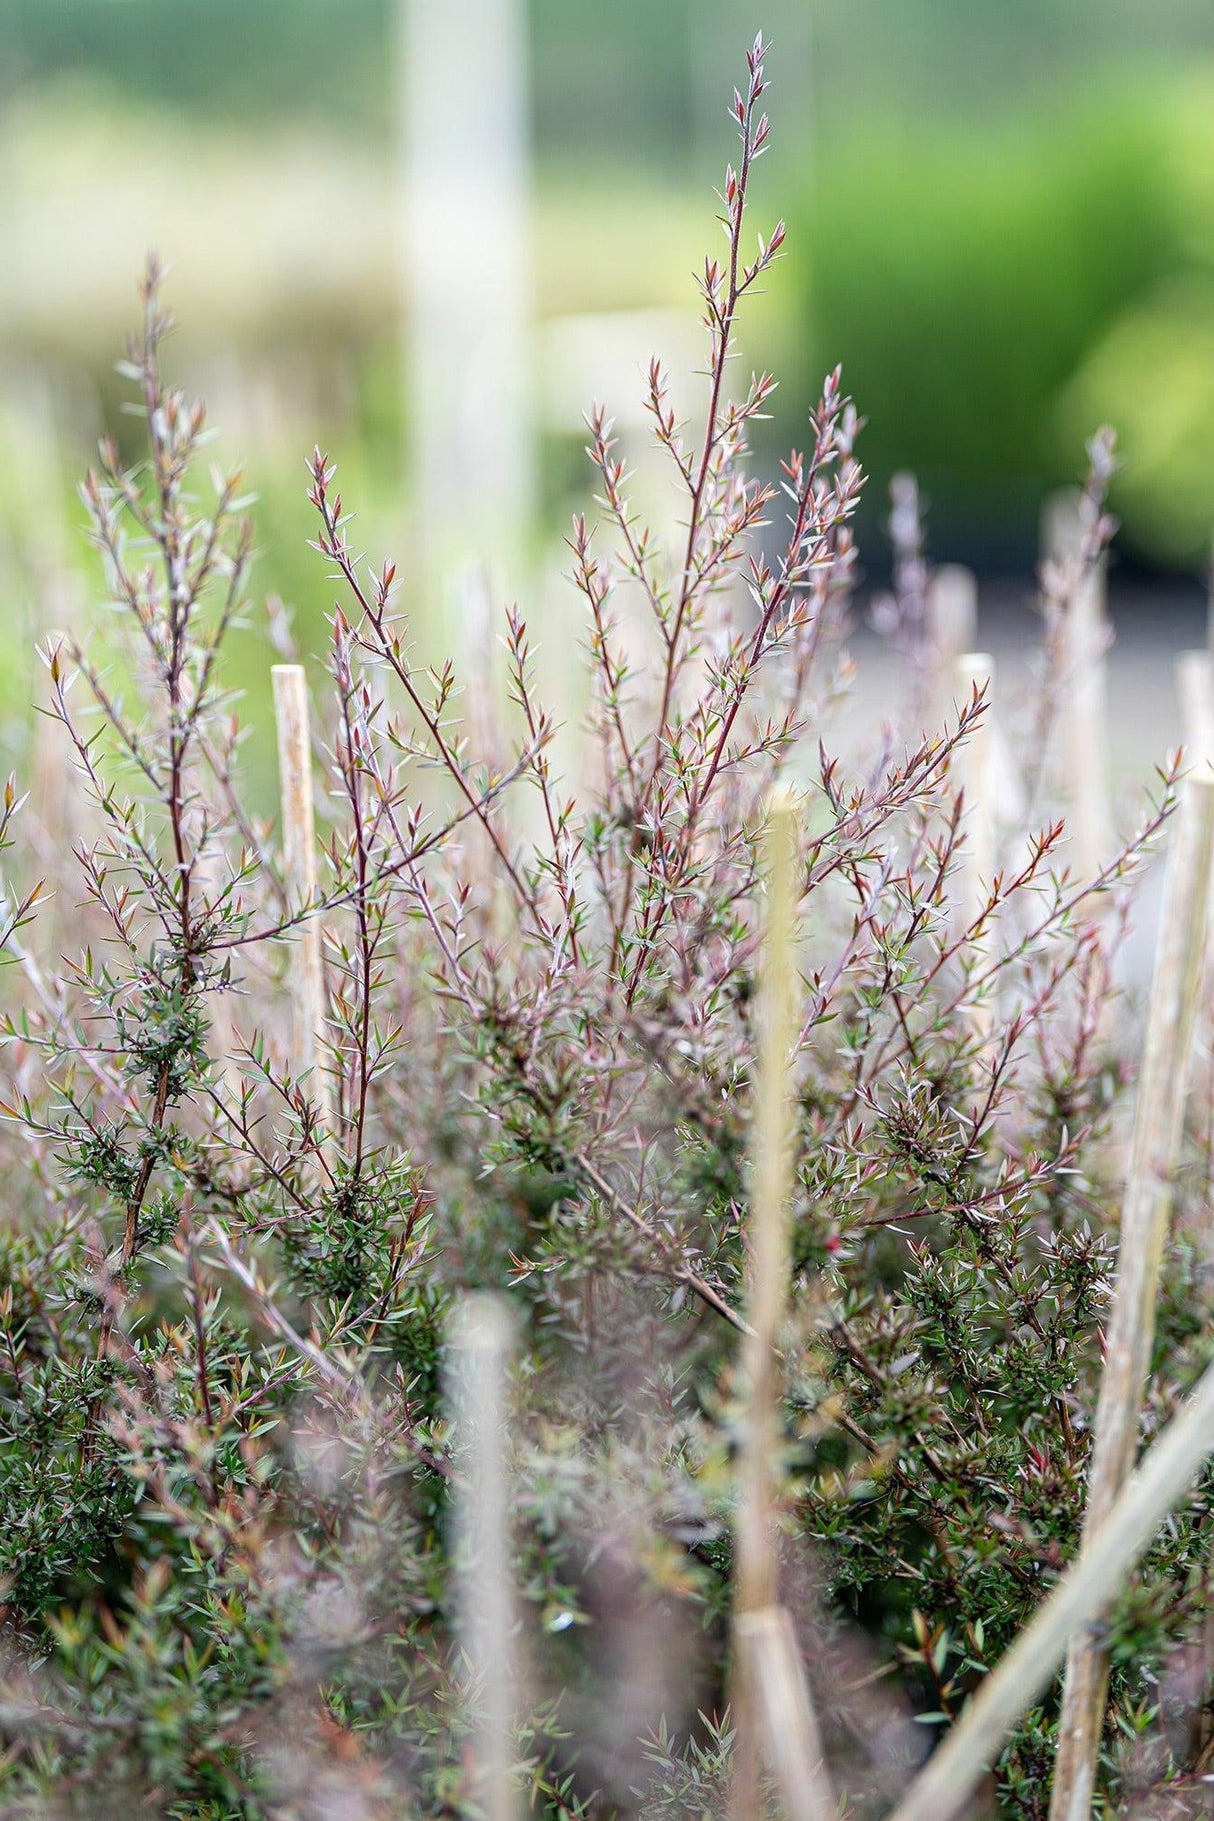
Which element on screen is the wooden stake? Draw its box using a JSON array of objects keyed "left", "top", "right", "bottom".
[
  {"left": 271, "top": 664, "right": 334, "bottom": 1145},
  {"left": 730, "top": 788, "right": 832, "bottom": 1821},
  {"left": 1176, "top": 647, "right": 1214, "bottom": 1762},
  {"left": 1042, "top": 489, "right": 1111, "bottom": 879},
  {"left": 450, "top": 1294, "right": 516, "bottom": 1821},
  {"left": 734, "top": 1607, "right": 833, "bottom": 1821},
  {"left": 1048, "top": 772, "right": 1214, "bottom": 1821},
  {"left": 887, "top": 1341, "right": 1214, "bottom": 1821}
]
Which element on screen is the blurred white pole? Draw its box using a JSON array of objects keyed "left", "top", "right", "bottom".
[
  {"left": 954, "top": 654, "right": 996, "bottom": 932},
  {"left": 1178, "top": 650, "right": 1214, "bottom": 779},
  {"left": 927, "top": 566, "right": 977, "bottom": 678},
  {"left": 925, "top": 564, "right": 977, "bottom": 734},
  {"left": 400, "top": 0, "right": 534, "bottom": 598},
  {"left": 450, "top": 1295, "right": 517, "bottom": 1821},
  {"left": 1042, "top": 489, "right": 1112, "bottom": 879}
]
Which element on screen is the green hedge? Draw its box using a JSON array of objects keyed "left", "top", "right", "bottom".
[{"left": 787, "top": 91, "right": 1196, "bottom": 565}]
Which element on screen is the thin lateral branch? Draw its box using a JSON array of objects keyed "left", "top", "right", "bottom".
[
  {"left": 306, "top": 457, "right": 540, "bottom": 922},
  {"left": 204, "top": 1219, "right": 357, "bottom": 1391},
  {"left": 1049, "top": 773, "right": 1214, "bottom": 1821},
  {"left": 571, "top": 1147, "right": 750, "bottom": 1336}
]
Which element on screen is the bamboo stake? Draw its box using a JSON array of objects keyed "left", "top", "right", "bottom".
[
  {"left": 400, "top": 0, "right": 533, "bottom": 603},
  {"left": 887, "top": 1342, "right": 1214, "bottom": 1821},
  {"left": 1177, "top": 647, "right": 1214, "bottom": 1762},
  {"left": 449, "top": 1294, "right": 516, "bottom": 1821},
  {"left": 730, "top": 787, "right": 832, "bottom": 1821},
  {"left": 1042, "top": 489, "right": 1111, "bottom": 879},
  {"left": 1048, "top": 771, "right": 1214, "bottom": 1821},
  {"left": 271, "top": 665, "right": 334, "bottom": 1146},
  {"left": 734, "top": 1607, "right": 834, "bottom": 1821}
]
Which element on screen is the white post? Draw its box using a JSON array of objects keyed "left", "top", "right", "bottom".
[
  {"left": 1178, "top": 650, "right": 1214, "bottom": 779},
  {"left": 1042, "top": 488, "right": 1112, "bottom": 879},
  {"left": 954, "top": 655, "right": 996, "bottom": 919},
  {"left": 400, "top": 0, "right": 533, "bottom": 599},
  {"left": 926, "top": 565, "right": 978, "bottom": 728},
  {"left": 730, "top": 789, "right": 833, "bottom": 1821},
  {"left": 271, "top": 665, "right": 334, "bottom": 1148}
]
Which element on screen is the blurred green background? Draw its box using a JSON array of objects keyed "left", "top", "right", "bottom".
[{"left": 3, "top": 0, "right": 1214, "bottom": 774}]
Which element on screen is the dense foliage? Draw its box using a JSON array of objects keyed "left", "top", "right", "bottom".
[{"left": 1, "top": 40, "right": 1213, "bottom": 1821}]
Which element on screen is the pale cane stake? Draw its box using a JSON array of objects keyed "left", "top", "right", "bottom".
[
  {"left": 734, "top": 788, "right": 799, "bottom": 1619},
  {"left": 734, "top": 1607, "right": 832, "bottom": 1821},
  {"left": 1174, "top": 650, "right": 1214, "bottom": 1761},
  {"left": 730, "top": 787, "right": 833, "bottom": 1821},
  {"left": 271, "top": 664, "right": 335, "bottom": 1148},
  {"left": 1049, "top": 773, "right": 1214, "bottom": 1821},
  {"left": 887, "top": 1342, "right": 1214, "bottom": 1821},
  {"left": 450, "top": 1295, "right": 517, "bottom": 1821}
]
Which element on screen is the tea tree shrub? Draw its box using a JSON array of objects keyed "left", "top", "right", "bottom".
[{"left": 1, "top": 38, "right": 1210, "bottom": 1821}]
